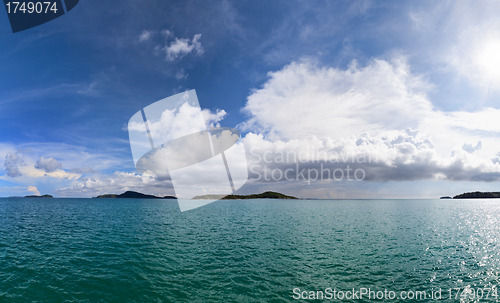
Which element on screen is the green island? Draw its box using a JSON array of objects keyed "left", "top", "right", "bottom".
[
  {"left": 192, "top": 191, "right": 298, "bottom": 200},
  {"left": 24, "top": 194, "right": 54, "bottom": 198},
  {"left": 93, "top": 191, "right": 176, "bottom": 199},
  {"left": 453, "top": 191, "right": 500, "bottom": 199}
]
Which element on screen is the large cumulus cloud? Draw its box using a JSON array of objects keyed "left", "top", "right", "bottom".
[{"left": 239, "top": 58, "right": 500, "bottom": 183}]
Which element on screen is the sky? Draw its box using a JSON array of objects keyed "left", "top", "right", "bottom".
[{"left": 1, "top": 0, "right": 500, "bottom": 198}]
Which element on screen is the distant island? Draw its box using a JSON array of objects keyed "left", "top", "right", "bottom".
[
  {"left": 440, "top": 196, "right": 452, "bottom": 199},
  {"left": 453, "top": 191, "right": 500, "bottom": 199},
  {"left": 192, "top": 191, "right": 298, "bottom": 200},
  {"left": 93, "top": 191, "right": 176, "bottom": 199},
  {"left": 24, "top": 194, "right": 54, "bottom": 198}
]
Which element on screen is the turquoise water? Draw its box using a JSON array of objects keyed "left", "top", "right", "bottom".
[{"left": 1, "top": 198, "right": 500, "bottom": 302}]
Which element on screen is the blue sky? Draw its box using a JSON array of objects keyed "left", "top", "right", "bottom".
[{"left": 1, "top": 0, "right": 500, "bottom": 198}]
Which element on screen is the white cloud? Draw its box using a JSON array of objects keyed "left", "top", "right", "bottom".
[
  {"left": 4, "top": 153, "right": 80, "bottom": 180},
  {"left": 175, "top": 69, "right": 188, "bottom": 80},
  {"left": 139, "top": 30, "right": 154, "bottom": 42},
  {"left": 0, "top": 143, "right": 179, "bottom": 198},
  {"left": 129, "top": 102, "right": 226, "bottom": 145},
  {"left": 36, "top": 156, "right": 63, "bottom": 172},
  {"left": 138, "top": 30, "right": 204, "bottom": 76},
  {"left": 164, "top": 34, "right": 203, "bottom": 61},
  {"left": 4, "top": 152, "right": 24, "bottom": 177},
  {"left": 0, "top": 143, "right": 128, "bottom": 197},
  {"left": 14, "top": 142, "right": 125, "bottom": 172},
  {"left": 242, "top": 58, "right": 500, "bottom": 149},
  {"left": 239, "top": 58, "right": 500, "bottom": 183},
  {"left": 462, "top": 141, "right": 482, "bottom": 154},
  {"left": 243, "top": 130, "right": 500, "bottom": 183},
  {"left": 27, "top": 186, "right": 40, "bottom": 196},
  {"left": 130, "top": 102, "right": 206, "bottom": 144},
  {"left": 202, "top": 108, "right": 227, "bottom": 128},
  {"left": 70, "top": 166, "right": 98, "bottom": 174},
  {"left": 241, "top": 57, "right": 434, "bottom": 141},
  {"left": 161, "top": 29, "right": 173, "bottom": 38}
]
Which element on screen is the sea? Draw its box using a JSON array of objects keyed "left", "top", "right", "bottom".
[{"left": 1, "top": 198, "right": 500, "bottom": 302}]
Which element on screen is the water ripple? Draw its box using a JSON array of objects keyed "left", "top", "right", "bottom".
[{"left": 1, "top": 198, "right": 500, "bottom": 301}]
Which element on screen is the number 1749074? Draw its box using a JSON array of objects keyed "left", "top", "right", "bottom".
[{"left": 5, "top": 2, "right": 58, "bottom": 14}]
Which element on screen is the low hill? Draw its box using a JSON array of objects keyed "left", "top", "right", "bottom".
[
  {"left": 192, "top": 191, "right": 298, "bottom": 200},
  {"left": 24, "top": 194, "right": 54, "bottom": 198},
  {"left": 453, "top": 191, "right": 500, "bottom": 199},
  {"left": 93, "top": 191, "right": 176, "bottom": 199}
]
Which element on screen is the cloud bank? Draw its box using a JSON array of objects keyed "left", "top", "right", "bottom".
[
  {"left": 240, "top": 58, "right": 500, "bottom": 183},
  {"left": 54, "top": 171, "right": 174, "bottom": 198}
]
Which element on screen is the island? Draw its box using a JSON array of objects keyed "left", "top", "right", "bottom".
[
  {"left": 24, "top": 194, "right": 54, "bottom": 198},
  {"left": 93, "top": 191, "right": 176, "bottom": 199},
  {"left": 440, "top": 196, "right": 452, "bottom": 199},
  {"left": 192, "top": 191, "right": 298, "bottom": 200},
  {"left": 453, "top": 191, "right": 500, "bottom": 199}
]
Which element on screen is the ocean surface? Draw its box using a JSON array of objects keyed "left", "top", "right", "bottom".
[{"left": 1, "top": 198, "right": 500, "bottom": 302}]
